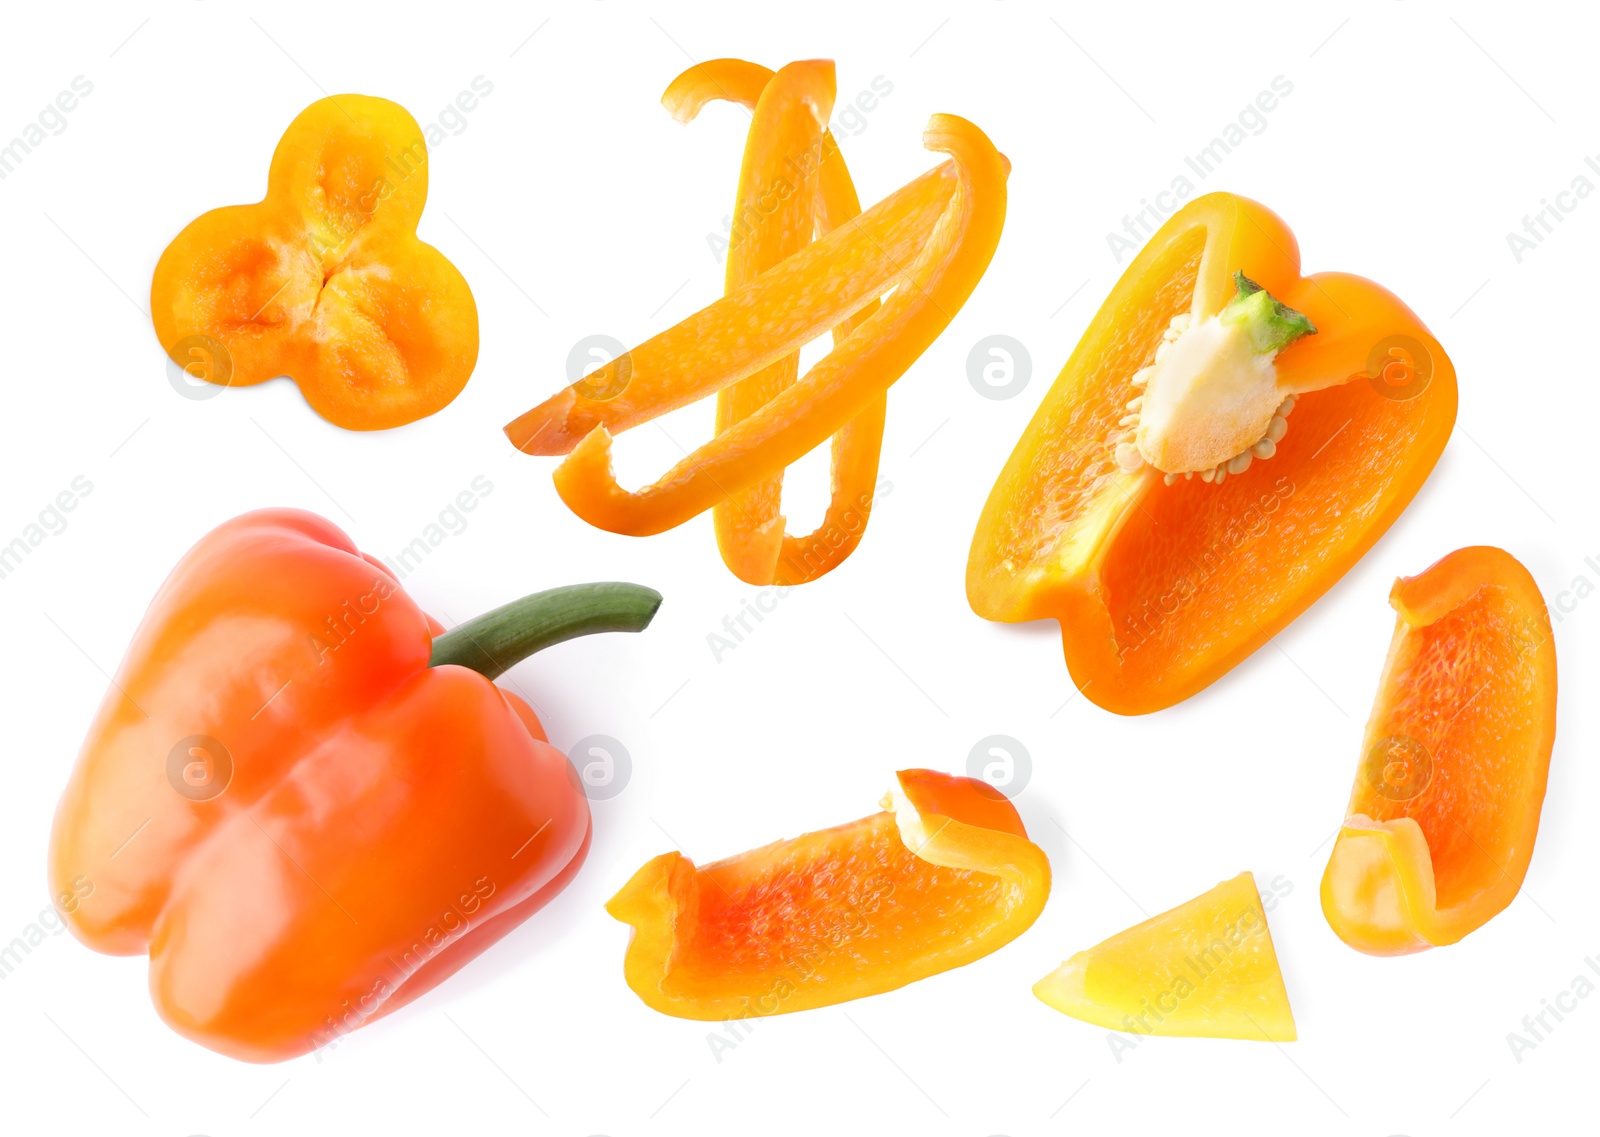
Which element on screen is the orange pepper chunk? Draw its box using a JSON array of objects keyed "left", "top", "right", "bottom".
[
  {"left": 151, "top": 95, "right": 479, "bottom": 430},
  {"left": 1322, "top": 546, "right": 1557, "bottom": 954},
  {"left": 665, "top": 59, "right": 888, "bottom": 586},
  {"left": 968, "top": 193, "right": 1457, "bottom": 714},
  {"left": 607, "top": 769, "right": 1050, "bottom": 1018}
]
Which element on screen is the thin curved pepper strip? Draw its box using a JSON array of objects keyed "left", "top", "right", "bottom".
[
  {"left": 505, "top": 161, "right": 956, "bottom": 455},
  {"left": 151, "top": 96, "right": 479, "bottom": 430},
  {"left": 968, "top": 192, "right": 1457, "bottom": 715},
  {"left": 607, "top": 769, "right": 1050, "bottom": 1019},
  {"left": 666, "top": 59, "right": 888, "bottom": 586},
  {"left": 1322, "top": 546, "right": 1557, "bottom": 955},
  {"left": 524, "top": 115, "right": 1006, "bottom": 536},
  {"left": 48, "top": 509, "right": 660, "bottom": 1061}
]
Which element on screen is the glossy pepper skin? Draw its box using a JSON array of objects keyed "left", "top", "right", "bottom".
[
  {"left": 48, "top": 510, "right": 658, "bottom": 1062},
  {"left": 505, "top": 71, "right": 1006, "bottom": 549},
  {"left": 968, "top": 193, "right": 1457, "bottom": 715},
  {"left": 606, "top": 769, "right": 1050, "bottom": 1019},
  {"left": 151, "top": 95, "right": 478, "bottom": 430},
  {"left": 1322, "top": 546, "right": 1557, "bottom": 954}
]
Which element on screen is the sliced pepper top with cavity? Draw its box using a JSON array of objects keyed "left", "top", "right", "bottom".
[{"left": 150, "top": 95, "right": 479, "bottom": 431}]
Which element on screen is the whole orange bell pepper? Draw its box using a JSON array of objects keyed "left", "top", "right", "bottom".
[
  {"left": 151, "top": 95, "right": 479, "bottom": 430},
  {"left": 1322, "top": 546, "right": 1557, "bottom": 954},
  {"left": 48, "top": 510, "right": 659, "bottom": 1062},
  {"left": 505, "top": 70, "right": 1006, "bottom": 548},
  {"left": 606, "top": 769, "right": 1050, "bottom": 1019},
  {"left": 968, "top": 192, "right": 1457, "bottom": 714}
]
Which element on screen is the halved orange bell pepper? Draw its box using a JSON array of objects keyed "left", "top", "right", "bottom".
[
  {"left": 152, "top": 95, "right": 478, "bottom": 430},
  {"left": 1322, "top": 546, "right": 1557, "bottom": 954},
  {"left": 664, "top": 59, "right": 888, "bottom": 586},
  {"left": 48, "top": 509, "right": 658, "bottom": 1062},
  {"left": 505, "top": 66, "right": 1006, "bottom": 557},
  {"left": 968, "top": 193, "right": 1457, "bottom": 715},
  {"left": 606, "top": 769, "right": 1050, "bottom": 1018}
]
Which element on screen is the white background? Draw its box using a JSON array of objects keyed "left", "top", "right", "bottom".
[{"left": 0, "top": 2, "right": 1594, "bottom": 1134}]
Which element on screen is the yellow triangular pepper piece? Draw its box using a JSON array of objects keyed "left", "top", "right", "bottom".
[{"left": 1033, "top": 872, "right": 1296, "bottom": 1041}]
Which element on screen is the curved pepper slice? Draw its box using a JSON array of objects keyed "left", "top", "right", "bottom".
[
  {"left": 151, "top": 95, "right": 479, "bottom": 430},
  {"left": 665, "top": 59, "right": 888, "bottom": 586},
  {"left": 1034, "top": 872, "right": 1296, "bottom": 1041},
  {"left": 505, "top": 90, "right": 1005, "bottom": 543},
  {"left": 967, "top": 193, "right": 1457, "bottom": 715},
  {"left": 1321, "top": 546, "right": 1557, "bottom": 955},
  {"left": 606, "top": 769, "right": 1050, "bottom": 1019},
  {"left": 48, "top": 509, "right": 658, "bottom": 1061}
]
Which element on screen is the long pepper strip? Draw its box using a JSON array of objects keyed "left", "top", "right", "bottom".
[
  {"left": 665, "top": 59, "right": 888, "bottom": 586},
  {"left": 506, "top": 161, "right": 958, "bottom": 454},
  {"left": 507, "top": 115, "right": 1005, "bottom": 536}
]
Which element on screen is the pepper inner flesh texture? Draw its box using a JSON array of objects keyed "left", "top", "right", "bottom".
[
  {"left": 606, "top": 769, "right": 1050, "bottom": 1019},
  {"left": 1321, "top": 546, "right": 1557, "bottom": 955},
  {"left": 966, "top": 192, "right": 1458, "bottom": 715}
]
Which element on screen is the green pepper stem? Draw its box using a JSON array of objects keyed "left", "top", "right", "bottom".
[
  {"left": 1221, "top": 270, "right": 1316, "bottom": 354},
  {"left": 428, "top": 582, "right": 662, "bottom": 680}
]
